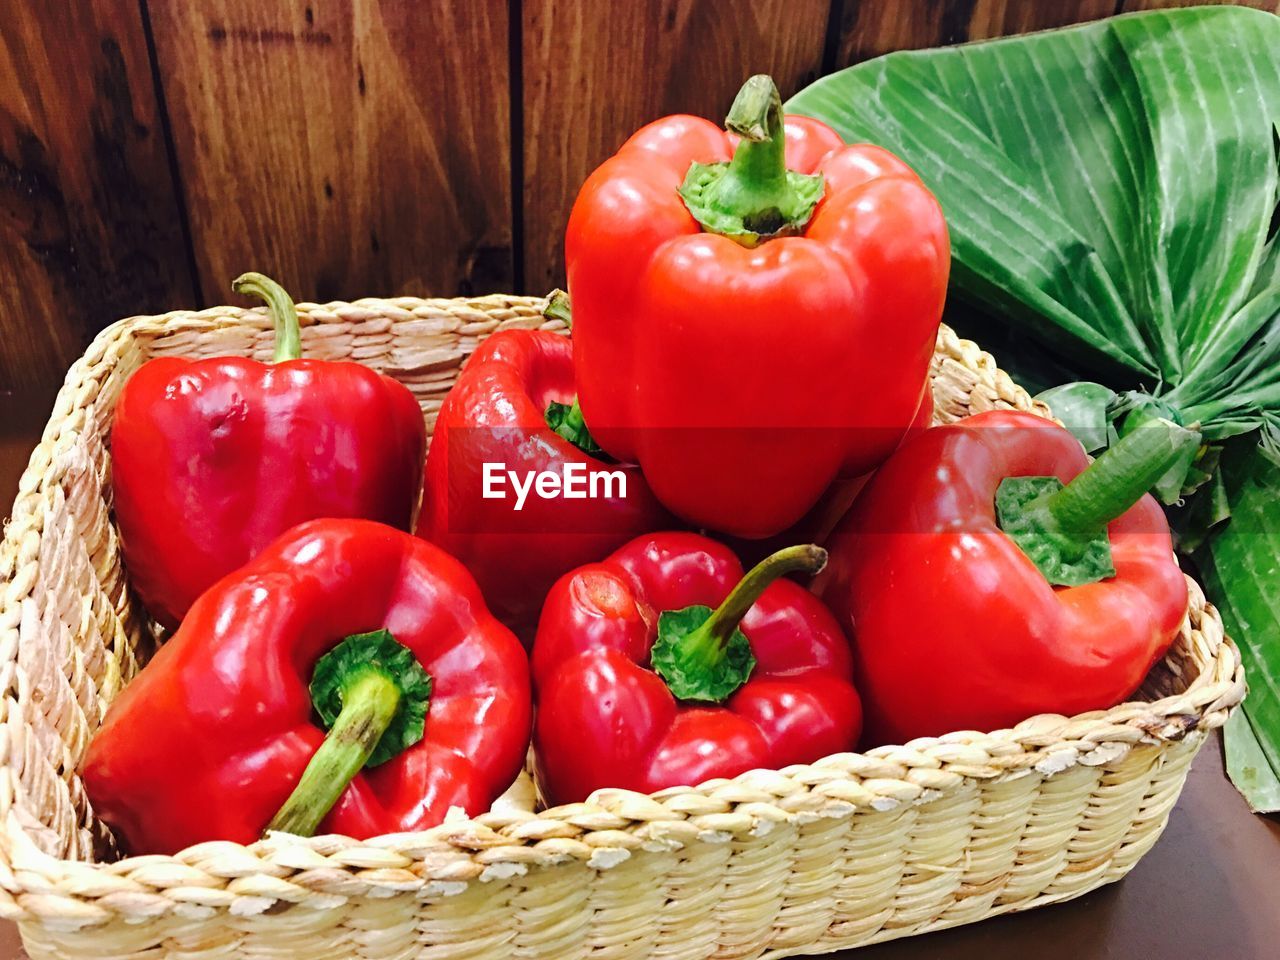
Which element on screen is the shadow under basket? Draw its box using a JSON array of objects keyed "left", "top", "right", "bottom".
[{"left": 0, "top": 294, "right": 1244, "bottom": 960}]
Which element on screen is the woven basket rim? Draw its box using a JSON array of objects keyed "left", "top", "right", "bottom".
[{"left": 0, "top": 295, "right": 1245, "bottom": 919}]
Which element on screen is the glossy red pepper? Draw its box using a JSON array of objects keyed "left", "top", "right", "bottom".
[
  {"left": 726, "top": 382, "right": 933, "bottom": 567},
  {"left": 816, "top": 410, "right": 1196, "bottom": 745},
  {"left": 565, "top": 75, "right": 948, "bottom": 538},
  {"left": 83, "top": 519, "right": 531, "bottom": 855},
  {"left": 112, "top": 273, "right": 425, "bottom": 629},
  {"left": 532, "top": 532, "right": 861, "bottom": 805},
  {"left": 417, "top": 323, "right": 671, "bottom": 637}
]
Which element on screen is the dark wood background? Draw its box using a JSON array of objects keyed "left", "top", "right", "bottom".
[{"left": 3, "top": 0, "right": 1276, "bottom": 401}]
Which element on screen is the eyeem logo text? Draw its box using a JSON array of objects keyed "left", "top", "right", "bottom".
[{"left": 482, "top": 462, "right": 627, "bottom": 511}]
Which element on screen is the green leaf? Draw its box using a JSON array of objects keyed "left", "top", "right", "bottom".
[
  {"left": 1171, "top": 449, "right": 1229, "bottom": 553},
  {"left": 788, "top": 6, "right": 1280, "bottom": 430},
  {"left": 650, "top": 606, "right": 756, "bottom": 703},
  {"left": 1195, "top": 437, "right": 1280, "bottom": 812},
  {"left": 1225, "top": 710, "right": 1280, "bottom": 814},
  {"left": 546, "top": 398, "right": 609, "bottom": 460},
  {"left": 1223, "top": 711, "right": 1280, "bottom": 814},
  {"left": 310, "top": 630, "right": 432, "bottom": 767},
  {"left": 1036, "top": 382, "right": 1116, "bottom": 452}
]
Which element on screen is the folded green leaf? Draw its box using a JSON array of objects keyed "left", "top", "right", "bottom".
[
  {"left": 1171, "top": 447, "right": 1228, "bottom": 553},
  {"left": 1037, "top": 382, "right": 1115, "bottom": 453},
  {"left": 1195, "top": 437, "right": 1280, "bottom": 813},
  {"left": 1225, "top": 709, "right": 1280, "bottom": 814},
  {"left": 789, "top": 7, "right": 1280, "bottom": 436}
]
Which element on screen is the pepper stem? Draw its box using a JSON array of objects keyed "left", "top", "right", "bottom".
[
  {"left": 651, "top": 545, "right": 827, "bottom": 703},
  {"left": 1045, "top": 417, "right": 1200, "bottom": 534},
  {"left": 265, "top": 668, "right": 401, "bottom": 837},
  {"left": 996, "top": 418, "right": 1201, "bottom": 587},
  {"left": 705, "top": 544, "right": 828, "bottom": 643},
  {"left": 677, "top": 76, "right": 824, "bottom": 247},
  {"left": 232, "top": 271, "right": 303, "bottom": 363},
  {"left": 265, "top": 630, "right": 432, "bottom": 838},
  {"left": 716, "top": 77, "right": 793, "bottom": 229},
  {"left": 543, "top": 289, "right": 572, "bottom": 328}
]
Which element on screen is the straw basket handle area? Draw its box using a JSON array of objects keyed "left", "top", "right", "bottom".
[{"left": 0, "top": 293, "right": 1245, "bottom": 960}]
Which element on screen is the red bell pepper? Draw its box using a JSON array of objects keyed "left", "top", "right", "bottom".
[
  {"left": 726, "top": 382, "right": 933, "bottom": 567},
  {"left": 417, "top": 320, "right": 671, "bottom": 637},
  {"left": 112, "top": 273, "right": 425, "bottom": 629},
  {"left": 565, "top": 75, "right": 949, "bottom": 538},
  {"left": 815, "top": 410, "right": 1197, "bottom": 745},
  {"left": 83, "top": 519, "right": 531, "bottom": 855},
  {"left": 531, "top": 532, "right": 861, "bottom": 805}
]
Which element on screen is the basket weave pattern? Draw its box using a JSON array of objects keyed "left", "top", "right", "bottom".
[{"left": 0, "top": 295, "right": 1244, "bottom": 959}]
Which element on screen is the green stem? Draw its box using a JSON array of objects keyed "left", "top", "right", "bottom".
[
  {"left": 651, "top": 545, "right": 827, "bottom": 703},
  {"left": 677, "top": 76, "right": 824, "bottom": 245},
  {"left": 264, "top": 629, "right": 431, "bottom": 838},
  {"left": 1044, "top": 417, "right": 1199, "bottom": 534},
  {"left": 714, "top": 75, "right": 794, "bottom": 228},
  {"left": 232, "top": 272, "right": 302, "bottom": 362},
  {"left": 543, "top": 289, "right": 572, "bottom": 327},
  {"left": 701, "top": 544, "right": 827, "bottom": 646},
  {"left": 995, "top": 418, "right": 1201, "bottom": 587},
  {"left": 266, "top": 667, "right": 400, "bottom": 837}
]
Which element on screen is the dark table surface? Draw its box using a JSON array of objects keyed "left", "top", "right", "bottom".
[{"left": 2, "top": 384, "right": 1278, "bottom": 960}]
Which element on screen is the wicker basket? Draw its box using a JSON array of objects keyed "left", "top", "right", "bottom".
[{"left": 0, "top": 293, "right": 1244, "bottom": 960}]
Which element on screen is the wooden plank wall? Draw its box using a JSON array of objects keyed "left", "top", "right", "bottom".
[
  {"left": 148, "top": 0, "right": 514, "bottom": 305},
  {"left": 0, "top": 3, "right": 195, "bottom": 394},
  {"left": 2, "top": 0, "right": 1277, "bottom": 399}
]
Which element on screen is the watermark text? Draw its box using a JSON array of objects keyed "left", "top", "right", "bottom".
[{"left": 482, "top": 462, "right": 627, "bottom": 511}]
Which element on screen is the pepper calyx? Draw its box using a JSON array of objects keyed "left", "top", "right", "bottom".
[
  {"left": 996, "top": 417, "right": 1201, "bottom": 587},
  {"left": 652, "top": 606, "right": 755, "bottom": 703},
  {"left": 310, "top": 630, "right": 432, "bottom": 766},
  {"left": 546, "top": 397, "right": 610, "bottom": 460},
  {"left": 996, "top": 476, "right": 1116, "bottom": 586},
  {"left": 678, "top": 75, "right": 824, "bottom": 248},
  {"left": 650, "top": 544, "right": 826, "bottom": 703},
  {"left": 265, "top": 630, "right": 431, "bottom": 837}
]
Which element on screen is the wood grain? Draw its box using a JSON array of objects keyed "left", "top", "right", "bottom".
[
  {"left": 2, "top": 0, "right": 1273, "bottom": 397},
  {"left": 147, "top": 0, "right": 514, "bottom": 304},
  {"left": 1119, "top": 0, "right": 1279, "bottom": 12},
  {"left": 520, "top": 0, "right": 833, "bottom": 292},
  {"left": 831, "top": 0, "right": 1118, "bottom": 66},
  {"left": 0, "top": 2, "right": 195, "bottom": 393}
]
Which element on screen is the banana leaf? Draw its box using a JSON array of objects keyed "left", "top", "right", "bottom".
[
  {"left": 789, "top": 6, "right": 1280, "bottom": 809},
  {"left": 1197, "top": 433, "right": 1280, "bottom": 812}
]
